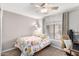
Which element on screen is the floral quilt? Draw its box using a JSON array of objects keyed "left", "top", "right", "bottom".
[{"left": 15, "top": 36, "right": 51, "bottom": 56}]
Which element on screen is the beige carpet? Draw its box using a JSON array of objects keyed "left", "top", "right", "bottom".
[{"left": 1, "top": 46, "right": 67, "bottom": 56}]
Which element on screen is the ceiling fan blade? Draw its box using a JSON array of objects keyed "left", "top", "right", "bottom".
[
  {"left": 40, "top": 3, "right": 45, "bottom": 7},
  {"left": 51, "top": 7, "right": 59, "bottom": 10}
]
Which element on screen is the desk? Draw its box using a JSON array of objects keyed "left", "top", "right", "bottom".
[
  {"left": 74, "top": 41, "right": 79, "bottom": 45},
  {"left": 64, "top": 48, "right": 79, "bottom": 56},
  {"left": 70, "top": 49, "right": 79, "bottom": 56}
]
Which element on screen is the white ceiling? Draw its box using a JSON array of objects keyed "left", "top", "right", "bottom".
[{"left": 2, "top": 3, "right": 79, "bottom": 19}]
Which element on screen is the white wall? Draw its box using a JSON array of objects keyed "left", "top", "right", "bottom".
[
  {"left": 69, "top": 9, "right": 79, "bottom": 32},
  {"left": 44, "top": 14, "right": 62, "bottom": 23},
  {"left": 43, "top": 14, "right": 62, "bottom": 35},
  {"left": 2, "top": 11, "right": 40, "bottom": 51}
]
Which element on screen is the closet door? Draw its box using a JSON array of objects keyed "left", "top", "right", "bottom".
[
  {"left": 55, "top": 24, "right": 62, "bottom": 40},
  {"left": 46, "top": 23, "right": 62, "bottom": 40},
  {"left": 46, "top": 24, "right": 55, "bottom": 39}
]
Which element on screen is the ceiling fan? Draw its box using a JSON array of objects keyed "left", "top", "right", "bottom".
[{"left": 33, "top": 3, "right": 59, "bottom": 13}]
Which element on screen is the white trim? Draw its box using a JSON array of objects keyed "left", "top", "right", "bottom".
[
  {"left": 3, "top": 9, "right": 41, "bottom": 19},
  {"left": 2, "top": 47, "right": 16, "bottom": 53},
  {"left": 51, "top": 45, "right": 63, "bottom": 51},
  {"left": 0, "top": 4, "right": 3, "bottom": 54}
]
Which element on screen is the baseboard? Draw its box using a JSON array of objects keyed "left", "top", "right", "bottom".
[
  {"left": 0, "top": 52, "right": 1, "bottom": 55},
  {"left": 51, "top": 45, "right": 63, "bottom": 51},
  {"left": 2, "top": 45, "right": 63, "bottom": 53},
  {"left": 2, "top": 47, "right": 16, "bottom": 53}
]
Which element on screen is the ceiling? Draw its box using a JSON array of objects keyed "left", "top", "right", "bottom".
[{"left": 1, "top": 3, "right": 79, "bottom": 19}]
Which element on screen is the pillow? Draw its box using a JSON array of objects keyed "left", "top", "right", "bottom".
[
  {"left": 35, "top": 34, "right": 48, "bottom": 39},
  {"left": 33, "top": 29, "right": 42, "bottom": 36},
  {"left": 41, "top": 34, "right": 48, "bottom": 39},
  {"left": 64, "top": 39, "right": 73, "bottom": 49},
  {"left": 33, "top": 29, "right": 48, "bottom": 39}
]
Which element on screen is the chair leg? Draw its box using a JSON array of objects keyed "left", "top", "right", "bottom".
[{"left": 65, "top": 52, "right": 72, "bottom": 56}]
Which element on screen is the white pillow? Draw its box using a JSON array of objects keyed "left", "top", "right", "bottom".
[
  {"left": 33, "top": 29, "right": 42, "bottom": 36},
  {"left": 64, "top": 40, "right": 73, "bottom": 49}
]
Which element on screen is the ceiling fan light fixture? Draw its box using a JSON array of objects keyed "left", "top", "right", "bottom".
[
  {"left": 32, "top": 3, "right": 59, "bottom": 13},
  {"left": 40, "top": 8, "right": 48, "bottom": 13},
  {"left": 35, "top": 5, "right": 40, "bottom": 8}
]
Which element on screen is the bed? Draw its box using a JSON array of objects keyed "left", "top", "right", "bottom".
[{"left": 15, "top": 34, "right": 51, "bottom": 56}]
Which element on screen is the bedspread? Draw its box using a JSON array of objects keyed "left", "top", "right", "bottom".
[{"left": 15, "top": 36, "right": 51, "bottom": 56}]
